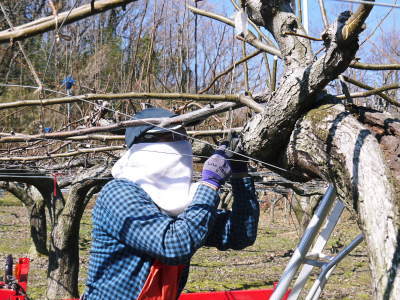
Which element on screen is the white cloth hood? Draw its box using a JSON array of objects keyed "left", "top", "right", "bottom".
[{"left": 111, "top": 141, "right": 197, "bottom": 216}]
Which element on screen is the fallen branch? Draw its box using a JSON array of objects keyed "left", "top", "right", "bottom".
[{"left": 0, "top": 0, "right": 137, "bottom": 43}]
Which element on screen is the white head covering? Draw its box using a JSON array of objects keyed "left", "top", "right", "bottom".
[{"left": 111, "top": 140, "right": 198, "bottom": 216}]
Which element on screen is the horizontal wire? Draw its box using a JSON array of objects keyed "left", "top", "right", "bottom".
[
  {"left": 0, "top": 83, "right": 293, "bottom": 175},
  {"left": 332, "top": 0, "right": 400, "bottom": 8}
]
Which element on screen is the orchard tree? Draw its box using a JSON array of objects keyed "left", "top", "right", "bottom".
[{"left": 0, "top": 0, "right": 400, "bottom": 299}]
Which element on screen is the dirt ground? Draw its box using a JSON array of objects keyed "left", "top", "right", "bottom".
[{"left": 0, "top": 192, "right": 372, "bottom": 299}]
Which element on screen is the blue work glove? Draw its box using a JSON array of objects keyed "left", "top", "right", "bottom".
[
  {"left": 225, "top": 134, "right": 248, "bottom": 175},
  {"left": 230, "top": 152, "right": 249, "bottom": 175},
  {"left": 201, "top": 145, "right": 232, "bottom": 189}
]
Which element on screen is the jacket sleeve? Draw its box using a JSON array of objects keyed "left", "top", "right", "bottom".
[
  {"left": 94, "top": 179, "right": 220, "bottom": 265},
  {"left": 203, "top": 176, "right": 260, "bottom": 250}
]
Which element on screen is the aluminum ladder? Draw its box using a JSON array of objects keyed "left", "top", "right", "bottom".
[{"left": 270, "top": 185, "right": 364, "bottom": 300}]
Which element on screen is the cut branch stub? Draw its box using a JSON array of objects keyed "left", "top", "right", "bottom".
[{"left": 341, "top": 0, "right": 375, "bottom": 42}]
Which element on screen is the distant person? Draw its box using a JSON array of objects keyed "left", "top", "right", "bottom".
[
  {"left": 61, "top": 75, "right": 75, "bottom": 96},
  {"left": 83, "top": 107, "right": 260, "bottom": 299}
]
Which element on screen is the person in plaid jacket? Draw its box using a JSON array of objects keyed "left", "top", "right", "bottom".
[{"left": 83, "top": 108, "right": 259, "bottom": 300}]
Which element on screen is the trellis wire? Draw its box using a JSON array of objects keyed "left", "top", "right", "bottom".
[{"left": 333, "top": 0, "right": 400, "bottom": 8}]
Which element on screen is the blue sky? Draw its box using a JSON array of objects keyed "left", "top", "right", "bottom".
[
  {"left": 192, "top": 0, "right": 399, "bottom": 89},
  {"left": 200, "top": 0, "right": 399, "bottom": 46}
]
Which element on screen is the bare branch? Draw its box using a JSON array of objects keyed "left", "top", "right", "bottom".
[
  {"left": 199, "top": 50, "right": 262, "bottom": 94},
  {"left": 0, "top": 0, "right": 137, "bottom": 44},
  {"left": 238, "top": 95, "right": 263, "bottom": 113},
  {"left": 283, "top": 31, "right": 322, "bottom": 41},
  {"left": 0, "top": 3, "right": 44, "bottom": 92},
  {"left": 61, "top": 128, "right": 246, "bottom": 142},
  {"left": 336, "top": 83, "right": 400, "bottom": 103},
  {"left": 318, "top": 0, "right": 329, "bottom": 29},
  {"left": 0, "top": 92, "right": 243, "bottom": 110},
  {"left": 187, "top": 4, "right": 282, "bottom": 57},
  {"left": 350, "top": 61, "right": 400, "bottom": 70},
  {"left": 0, "top": 146, "right": 124, "bottom": 162},
  {"left": 0, "top": 102, "right": 242, "bottom": 143},
  {"left": 342, "top": 76, "right": 399, "bottom": 107}
]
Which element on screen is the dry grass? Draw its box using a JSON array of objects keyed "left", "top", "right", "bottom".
[{"left": 0, "top": 192, "right": 372, "bottom": 299}]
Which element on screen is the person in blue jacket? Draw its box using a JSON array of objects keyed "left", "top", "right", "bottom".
[
  {"left": 83, "top": 107, "right": 260, "bottom": 300},
  {"left": 61, "top": 75, "right": 75, "bottom": 96}
]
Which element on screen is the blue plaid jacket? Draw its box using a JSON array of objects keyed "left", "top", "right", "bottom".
[{"left": 84, "top": 177, "right": 259, "bottom": 299}]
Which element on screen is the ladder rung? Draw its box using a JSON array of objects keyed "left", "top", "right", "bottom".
[
  {"left": 305, "top": 253, "right": 334, "bottom": 261},
  {"left": 303, "top": 259, "right": 327, "bottom": 268}
]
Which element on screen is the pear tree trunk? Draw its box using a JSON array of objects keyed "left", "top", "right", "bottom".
[{"left": 237, "top": 0, "right": 400, "bottom": 298}]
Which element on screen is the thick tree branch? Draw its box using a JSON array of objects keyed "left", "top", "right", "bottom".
[
  {"left": 286, "top": 104, "right": 400, "bottom": 299},
  {"left": 0, "top": 0, "right": 137, "bottom": 44},
  {"left": 0, "top": 92, "right": 242, "bottom": 110},
  {"left": 246, "top": 0, "right": 313, "bottom": 69},
  {"left": 341, "top": 0, "right": 375, "bottom": 41},
  {"left": 0, "top": 102, "right": 241, "bottom": 143}
]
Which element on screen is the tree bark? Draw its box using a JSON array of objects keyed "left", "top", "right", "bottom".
[
  {"left": 235, "top": 0, "right": 400, "bottom": 298},
  {"left": 241, "top": 3, "right": 361, "bottom": 164},
  {"left": 46, "top": 165, "right": 110, "bottom": 300},
  {"left": 285, "top": 103, "right": 400, "bottom": 299},
  {"left": 0, "top": 182, "right": 48, "bottom": 255}
]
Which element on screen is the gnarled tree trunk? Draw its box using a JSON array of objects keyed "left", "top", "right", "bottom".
[
  {"left": 46, "top": 165, "right": 110, "bottom": 300},
  {"left": 0, "top": 182, "right": 48, "bottom": 255},
  {"left": 237, "top": 0, "right": 400, "bottom": 298},
  {"left": 285, "top": 103, "right": 400, "bottom": 298}
]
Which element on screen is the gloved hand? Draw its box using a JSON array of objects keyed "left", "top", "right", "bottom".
[
  {"left": 201, "top": 145, "right": 232, "bottom": 189},
  {"left": 230, "top": 153, "right": 249, "bottom": 175},
  {"left": 225, "top": 134, "right": 248, "bottom": 175}
]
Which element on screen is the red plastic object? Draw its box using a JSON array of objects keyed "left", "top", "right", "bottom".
[
  {"left": 65, "top": 284, "right": 290, "bottom": 300},
  {"left": 179, "top": 287, "right": 290, "bottom": 300},
  {"left": 0, "top": 258, "right": 30, "bottom": 300}
]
